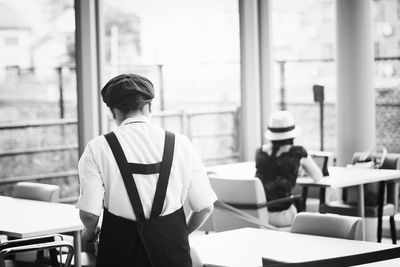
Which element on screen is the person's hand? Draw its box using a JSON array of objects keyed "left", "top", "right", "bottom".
[{"left": 81, "top": 228, "right": 99, "bottom": 254}]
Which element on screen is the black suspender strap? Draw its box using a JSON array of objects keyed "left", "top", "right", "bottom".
[
  {"left": 104, "top": 132, "right": 146, "bottom": 221},
  {"left": 150, "top": 131, "right": 175, "bottom": 218},
  {"left": 127, "top": 162, "right": 161, "bottom": 175},
  {"left": 104, "top": 130, "right": 175, "bottom": 220}
]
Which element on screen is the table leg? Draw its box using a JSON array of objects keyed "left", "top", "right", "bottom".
[
  {"left": 301, "top": 186, "right": 308, "bottom": 211},
  {"left": 73, "top": 230, "right": 82, "bottom": 267},
  {"left": 357, "top": 184, "right": 365, "bottom": 241},
  {"left": 319, "top": 188, "right": 326, "bottom": 204},
  {"left": 377, "top": 181, "right": 385, "bottom": 243}
]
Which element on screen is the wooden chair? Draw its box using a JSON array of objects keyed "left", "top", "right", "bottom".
[
  {"left": 319, "top": 153, "right": 400, "bottom": 243},
  {"left": 290, "top": 212, "right": 362, "bottom": 240},
  {"left": 209, "top": 175, "right": 301, "bottom": 231}
]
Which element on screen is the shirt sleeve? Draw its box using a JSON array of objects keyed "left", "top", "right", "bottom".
[
  {"left": 293, "top": 146, "right": 308, "bottom": 159},
  {"left": 76, "top": 144, "right": 105, "bottom": 216},
  {"left": 186, "top": 142, "right": 217, "bottom": 212}
]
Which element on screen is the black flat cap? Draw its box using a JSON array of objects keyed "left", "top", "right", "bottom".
[{"left": 101, "top": 74, "right": 155, "bottom": 109}]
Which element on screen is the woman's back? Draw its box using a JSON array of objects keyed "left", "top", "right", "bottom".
[
  {"left": 255, "top": 110, "right": 322, "bottom": 227},
  {"left": 255, "top": 145, "right": 307, "bottom": 211}
]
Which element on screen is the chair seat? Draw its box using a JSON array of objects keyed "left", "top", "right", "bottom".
[{"left": 320, "top": 201, "right": 395, "bottom": 217}]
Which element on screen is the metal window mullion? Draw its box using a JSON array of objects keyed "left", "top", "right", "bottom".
[{"left": 75, "top": 0, "right": 101, "bottom": 156}]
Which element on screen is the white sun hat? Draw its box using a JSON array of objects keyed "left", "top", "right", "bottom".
[{"left": 264, "top": 110, "right": 302, "bottom": 141}]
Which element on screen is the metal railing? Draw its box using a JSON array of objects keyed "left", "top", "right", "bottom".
[
  {"left": 0, "top": 108, "right": 239, "bottom": 202},
  {"left": 3, "top": 56, "right": 400, "bottom": 202},
  {"left": 276, "top": 56, "right": 400, "bottom": 109}
]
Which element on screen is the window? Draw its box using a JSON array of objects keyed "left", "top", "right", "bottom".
[
  {"left": 100, "top": 0, "right": 241, "bottom": 164},
  {"left": 0, "top": 0, "right": 78, "bottom": 201},
  {"left": 375, "top": 42, "right": 381, "bottom": 57},
  {"left": 272, "top": 0, "right": 335, "bottom": 151}
]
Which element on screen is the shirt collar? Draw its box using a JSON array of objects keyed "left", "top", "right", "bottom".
[{"left": 120, "top": 115, "right": 150, "bottom": 126}]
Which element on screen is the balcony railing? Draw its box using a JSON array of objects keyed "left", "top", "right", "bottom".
[
  {"left": 0, "top": 108, "right": 239, "bottom": 202},
  {"left": 2, "top": 56, "right": 400, "bottom": 202},
  {"left": 276, "top": 56, "right": 400, "bottom": 109}
]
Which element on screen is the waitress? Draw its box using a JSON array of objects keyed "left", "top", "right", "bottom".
[{"left": 76, "top": 74, "right": 217, "bottom": 266}]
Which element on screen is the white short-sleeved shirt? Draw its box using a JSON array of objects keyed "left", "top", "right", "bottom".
[{"left": 76, "top": 116, "right": 217, "bottom": 221}]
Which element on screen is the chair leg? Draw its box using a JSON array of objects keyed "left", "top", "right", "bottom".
[{"left": 389, "top": 215, "right": 397, "bottom": 244}]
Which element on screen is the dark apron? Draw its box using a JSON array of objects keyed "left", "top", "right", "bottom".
[{"left": 96, "top": 131, "right": 192, "bottom": 267}]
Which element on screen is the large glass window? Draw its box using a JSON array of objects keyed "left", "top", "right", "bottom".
[
  {"left": 101, "top": 0, "right": 241, "bottom": 164},
  {"left": 373, "top": 0, "right": 400, "bottom": 153},
  {"left": 272, "top": 0, "right": 335, "bottom": 152},
  {"left": 0, "top": 0, "right": 77, "bottom": 201},
  {"left": 272, "top": 0, "right": 400, "bottom": 155}
]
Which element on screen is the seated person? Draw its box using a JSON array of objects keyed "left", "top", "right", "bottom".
[{"left": 255, "top": 111, "right": 322, "bottom": 227}]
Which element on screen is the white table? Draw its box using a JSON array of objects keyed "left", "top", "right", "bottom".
[
  {"left": 208, "top": 162, "right": 400, "bottom": 189},
  {"left": 207, "top": 161, "right": 400, "bottom": 240},
  {"left": 190, "top": 228, "right": 399, "bottom": 267},
  {"left": 0, "top": 196, "right": 84, "bottom": 267}
]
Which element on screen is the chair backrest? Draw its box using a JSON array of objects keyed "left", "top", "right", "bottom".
[
  {"left": 12, "top": 182, "right": 60, "bottom": 202},
  {"left": 352, "top": 152, "right": 400, "bottom": 170},
  {"left": 0, "top": 235, "right": 73, "bottom": 267},
  {"left": 290, "top": 212, "right": 362, "bottom": 240},
  {"left": 209, "top": 175, "right": 269, "bottom": 232},
  {"left": 349, "top": 153, "right": 400, "bottom": 206}
]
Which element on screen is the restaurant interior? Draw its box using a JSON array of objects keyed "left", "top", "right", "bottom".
[{"left": 1, "top": 0, "right": 400, "bottom": 266}]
